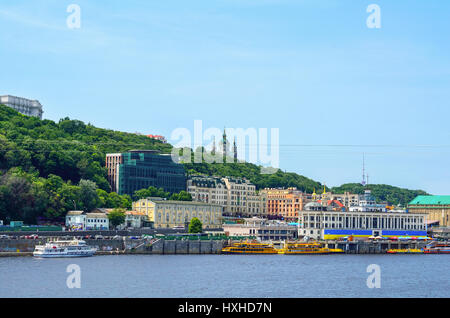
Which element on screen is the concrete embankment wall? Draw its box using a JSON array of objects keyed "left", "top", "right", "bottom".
[
  {"left": 0, "top": 238, "right": 126, "bottom": 253},
  {"left": 324, "top": 240, "right": 428, "bottom": 254},
  {"left": 143, "top": 240, "right": 225, "bottom": 254},
  {"left": 0, "top": 238, "right": 226, "bottom": 255},
  {"left": 0, "top": 238, "right": 429, "bottom": 256},
  {"left": 0, "top": 239, "right": 46, "bottom": 252}
]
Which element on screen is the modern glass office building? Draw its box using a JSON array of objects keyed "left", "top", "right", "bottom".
[{"left": 110, "top": 150, "right": 186, "bottom": 196}]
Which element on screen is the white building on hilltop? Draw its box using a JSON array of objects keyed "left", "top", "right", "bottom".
[
  {"left": 349, "top": 190, "right": 386, "bottom": 212},
  {"left": 0, "top": 95, "right": 43, "bottom": 119}
]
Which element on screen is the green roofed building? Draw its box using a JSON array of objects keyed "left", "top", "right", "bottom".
[
  {"left": 408, "top": 195, "right": 450, "bottom": 227},
  {"left": 106, "top": 150, "right": 186, "bottom": 196}
]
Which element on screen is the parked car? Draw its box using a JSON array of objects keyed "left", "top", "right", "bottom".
[
  {"left": 83, "top": 235, "right": 91, "bottom": 239},
  {"left": 95, "top": 235, "right": 104, "bottom": 240},
  {"left": 0, "top": 235, "right": 9, "bottom": 239}
]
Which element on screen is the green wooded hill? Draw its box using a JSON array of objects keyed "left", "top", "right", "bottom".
[
  {"left": 0, "top": 104, "right": 171, "bottom": 223},
  {"left": 331, "top": 183, "right": 428, "bottom": 206},
  {"left": 0, "top": 104, "right": 428, "bottom": 222},
  {"left": 0, "top": 104, "right": 171, "bottom": 190}
]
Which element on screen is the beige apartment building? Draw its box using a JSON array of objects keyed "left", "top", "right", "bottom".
[
  {"left": 105, "top": 153, "right": 123, "bottom": 192},
  {"left": 187, "top": 176, "right": 228, "bottom": 207},
  {"left": 319, "top": 191, "right": 360, "bottom": 209},
  {"left": 187, "top": 176, "right": 267, "bottom": 218},
  {"left": 132, "top": 198, "right": 223, "bottom": 229}
]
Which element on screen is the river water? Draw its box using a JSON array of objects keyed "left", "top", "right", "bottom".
[{"left": 0, "top": 254, "right": 448, "bottom": 298}]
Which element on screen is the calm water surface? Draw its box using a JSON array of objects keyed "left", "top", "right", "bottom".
[{"left": 0, "top": 254, "right": 448, "bottom": 298}]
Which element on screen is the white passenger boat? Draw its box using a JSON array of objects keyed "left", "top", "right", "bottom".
[{"left": 33, "top": 239, "right": 97, "bottom": 258}]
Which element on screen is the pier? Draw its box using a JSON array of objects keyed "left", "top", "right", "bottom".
[
  {"left": 0, "top": 237, "right": 226, "bottom": 256},
  {"left": 0, "top": 237, "right": 436, "bottom": 256},
  {"left": 323, "top": 240, "right": 428, "bottom": 254}
]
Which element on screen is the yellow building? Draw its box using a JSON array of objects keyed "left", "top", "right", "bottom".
[{"left": 132, "top": 198, "right": 223, "bottom": 229}]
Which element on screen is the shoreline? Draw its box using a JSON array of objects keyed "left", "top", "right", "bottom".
[{"left": 0, "top": 252, "right": 439, "bottom": 258}]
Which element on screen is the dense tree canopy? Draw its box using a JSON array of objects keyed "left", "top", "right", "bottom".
[
  {"left": 0, "top": 105, "right": 171, "bottom": 192},
  {"left": 133, "top": 186, "right": 192, "bottom": 201},
  {"left": 331, "top": 183, "right": 428, "bottom": 206},
  {"left": 0, "top": 169, "right": 132, "bottom": 224}
]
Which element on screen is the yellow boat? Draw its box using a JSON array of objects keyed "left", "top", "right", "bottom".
[
  {"left": 221, "top": 241, "right": 278, "bottom": 254},
  {"left": 329, "top": 248, "right": 345, "bottom": 253},
  {"left": 278, "top": 242, "right": 332, "bottom": 255},
  {"left": 387, "top": 248, "right": 423, "bottom": 254}
]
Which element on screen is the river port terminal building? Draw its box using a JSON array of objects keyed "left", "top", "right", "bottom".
[
  {"left": 298, "top": 210, "right": 428, "bottom": 240},
  {"left": 223, "top": 217, "right": 298, "bottom": 241},
  {"left": 106, "top": 150, "right": 186, "bottom": 196}
]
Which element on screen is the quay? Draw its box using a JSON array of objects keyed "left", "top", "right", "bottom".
[
  {"left": 0, "top": 252, "right": 33, "bottom": 257},
  {"left": 322, "top": 240, "right": 429, "bottom": 254},
  {"left": 0, "top": 237, "right": 227, "bottom": 256},
  {"left": 0, "top": 235, "right": 439, "bottom": 256}
]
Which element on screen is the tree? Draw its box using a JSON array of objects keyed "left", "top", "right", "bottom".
[
  {"left": 188, "top": 217, "right": 202, "bottom": 234},
  {"left": 78, "top": 179, "right": 100, "bottom": 212},
  {"left": 133, "top": 186, "right": 192, "bottom": 202},
  {"left": 96, "top": 188, "right": 109, "bottom": 207},
  {"left": 108, "top": 208, "right": 126, "bottom": 229},
  {"left": 58, "top": 183, "right": 82, "bottom": 211},
  {"left": 169, "top": 190, "right": 192, "bottom": 201}
]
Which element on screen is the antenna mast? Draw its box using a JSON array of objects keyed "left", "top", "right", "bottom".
[{"left": 361, "top": 153, "right": 366, "bottom": 186}]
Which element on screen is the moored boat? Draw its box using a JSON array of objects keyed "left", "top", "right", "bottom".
[
  {"left": 328, "top": 248, "right": 345, "bottom": 253},
  {"left": 33, "top": 239, "right": 97, "bottom": 258},
  {"left": 278, "top": 242, "right": 332, "bottom": 255},
  {"left": 386, "top": 248, "right": 423, "bottom": 254},
  {"left": 423, "top": 242, "right": 450, "bottom": 254},
  {"left": 221, "top": 241, "right": 278, "bottom": 254}
]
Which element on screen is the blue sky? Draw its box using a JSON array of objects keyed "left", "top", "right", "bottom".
[{"left": 1, "top": 0, "right": 449, "bottom": 194}]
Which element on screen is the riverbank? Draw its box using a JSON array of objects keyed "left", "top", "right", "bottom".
[
  {"left": 0, "top": 252, "right": 33, "bottom": 257},
  {"left": 0, "top": 237, "right": 438, "bottom": 256}
]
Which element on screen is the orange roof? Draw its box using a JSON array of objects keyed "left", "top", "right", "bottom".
[
  {"left": 317, "top": 200, "right": 344, "bottom": 208},
  {"left": 126, "top": 211, "right": 146, "bottom": 216}
]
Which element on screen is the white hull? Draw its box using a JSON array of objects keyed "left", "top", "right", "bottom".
[{"left": 33, "top": 251, "right": 96, "bottom": 258}]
